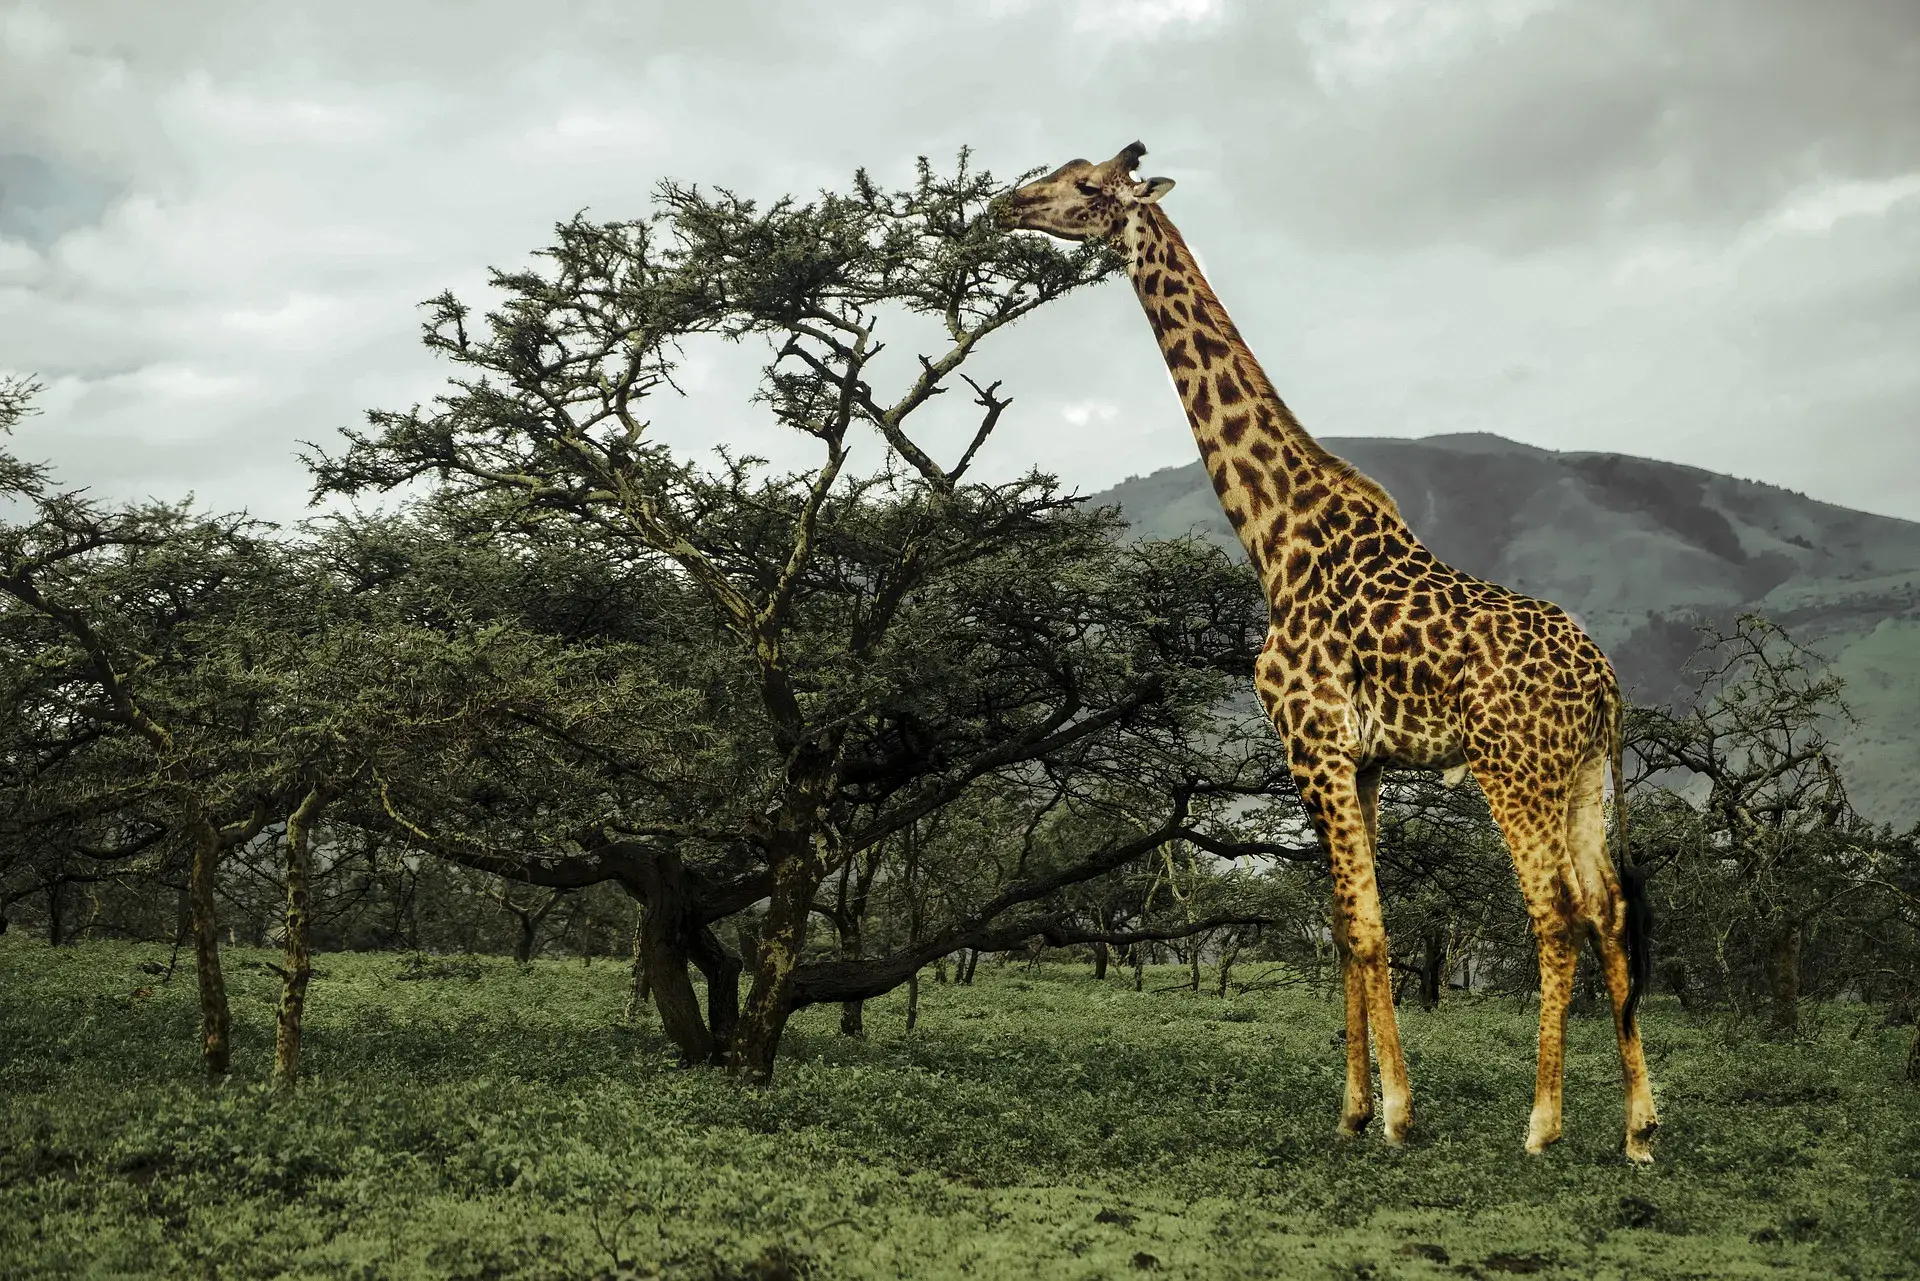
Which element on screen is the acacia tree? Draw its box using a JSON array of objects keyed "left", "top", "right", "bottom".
[
  {"left": 309, "top": 154, "right": 1119, "bottom": 1078},
  {"left": 0, "top": 378, "right": 290, "bottom": 1074}
]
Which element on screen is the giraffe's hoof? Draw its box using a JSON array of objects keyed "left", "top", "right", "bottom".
[
  {"left": 1336, "top": 1112, "right": 1372, "bottom": 1140},
  {"left": 1524, "top": 1125, "right": 1562, "bottom": 1155},
  {"left": 1624, "top": 1116, "right": 1660, "bottom": 1165},
  {"left": 1381, "top": 1104, "right": 1413, "bottom": 1147},
  {"left": 1524, "top": 1104, "right": 1563, "bottom": 1155}
]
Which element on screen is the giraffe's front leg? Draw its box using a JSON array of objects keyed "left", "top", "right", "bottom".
[
  {"left": 1525, "top": 921, "right": 1578, "bottom": 1154},
  {"left": 1355, "top": 890, "right": 1413, "bottom": 1146},
  {"left": 1297, "top": 757, "right": 1413, "bottom": 1145},
  {"left": 1333, "top": 914, "right": 1373, "bottom": 1138}
]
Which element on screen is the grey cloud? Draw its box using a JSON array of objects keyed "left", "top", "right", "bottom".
[
  {"left": 1249, "top": 1, "right": 1920, "bottom": 250},
  {"left": 0, "top": 154, "right": 120, "bottom": 246},
  {"left": 0, "top": 0, "right": 1914, "bottom": 533}
]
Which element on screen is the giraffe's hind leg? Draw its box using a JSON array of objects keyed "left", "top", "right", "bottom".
[
  {"left": 1477, "top": 768, "right": 1582, "bottom": 1155},
  {"left": 1567, "top": 750, "right": 1660, "bottom": 1163}
]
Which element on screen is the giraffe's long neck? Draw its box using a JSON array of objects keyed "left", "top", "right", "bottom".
[{"left": 1122, "top": 209, "right": 1387, "bottom": 583}]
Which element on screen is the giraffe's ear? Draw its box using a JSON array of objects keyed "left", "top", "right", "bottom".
[{"left": 1132, "top": 176, "right": 1175, "bottom": 204}]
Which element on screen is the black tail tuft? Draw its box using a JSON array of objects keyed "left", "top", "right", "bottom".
[
  {"left": 1606, "top": 675, "right": 1650, "bottom": 1035},
  {"left": 1620, "top": 860, "right": 1652, "bottom": 1035}
]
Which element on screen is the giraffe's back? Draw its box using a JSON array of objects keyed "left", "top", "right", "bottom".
[{"left": 1256, "top": 489, "right": 1617, "bottom": 779}]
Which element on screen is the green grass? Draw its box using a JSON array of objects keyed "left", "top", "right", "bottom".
[{"left": 2, "top": 939, "right": 1916, "bottom": 1279}]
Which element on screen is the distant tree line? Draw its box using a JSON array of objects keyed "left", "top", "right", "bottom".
[{"left": 1, "top": 156, "right": 1914, "bottom": 1085}]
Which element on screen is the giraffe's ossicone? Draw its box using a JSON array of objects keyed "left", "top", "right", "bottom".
[{"left": 1001, "top": 142, "right": 1660, "bottom": 1163}]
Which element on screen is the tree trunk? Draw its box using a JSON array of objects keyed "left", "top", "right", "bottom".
[
  {"left": 906, "top": 970, "right": 921, "bottom": 1031},
  {"left": 689, "top": 925, "right": 741, "bottom": 1055},
  {"left": 1419, "top": 923, "right": 1445, "bottom": 1011},
  {"left": 637, "top": 850, "right": 716, "bottom": 1065},
  {"left": 1768, "top": 924, "right": 1803, "bottom": 1037},
  {"left": 1133, "top": 943, "right": 1146, "bottom": 992},
  {"left": 733, "top": 848, "right": 820, "bottom": 1081},
  {"left": 188, "top": 818, "right": 231, "bottom": 1078},
  {"left": 47, "top": 880, "right": 66, "bottom": 946},
  {"left": 1092, "top": 940, "right": 1109, "bottom": 981},
  {"left": 273, "top": 783, "right": 328, "bottom": 1089},
  {"left": 506, "top": 889, "right": 560, "bottom": 966},
  {"left": 1216, "top": 940, "right": 1240, "bottom": 998},
  {"left": 834, "top": 846, "right": 880, "bottom": 1038},
  {"left": 836, "top": 895, "right": 865, "bottom": 1036},
  {"left": 1661, "top": 960, "right": 1692, "bottom": 1011},
  {"left": 624, "top": 906, "right": 650, "bottom": 1023}
]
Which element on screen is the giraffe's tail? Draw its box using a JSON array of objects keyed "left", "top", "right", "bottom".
[{"left": 1606, "top": 678, "right": 1651, "bottom": 1035}]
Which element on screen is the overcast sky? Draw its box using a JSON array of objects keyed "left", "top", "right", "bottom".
[{"left": 3, "top": 0, "right": 1917, "bottom": 527}]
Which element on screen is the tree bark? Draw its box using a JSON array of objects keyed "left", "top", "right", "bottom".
[
  {"left": 1418, "top": 922, "right": 1445, "bottom": 1011},
  {"left": 1768, "top": 923, "right": 1803, "bottom": 1036},
  {"left": 624, "top": 906, "right": 650, "bottom": 1023},
  {"left": 636, "top": 850, "right": 716, "bottom": 1065},
  {"left": 689, "top": 925, "right": 741, "bottom": 1054},
  {"left": 906, "top": 970, "right": 921, "bottom": 1030},
  {"left": 1092, "top": 940, "right": 1109, "bottom": 981},
  {"left": 188, "top": 816, "right": 231, "bottom": 1077},
  {"left": 273, "top": 782, "right": 328, "bottom": 1089},
  {"left": 1216, "top": 938, "right": 1240, "bottom": 998},
  {"left": 506, "top": 890, "right": 559, "bottom": 965},
  {"left": 733, "top": 847, "right": 821, "bottom": 1081},
  {"left": 47, "top": 880, "right": 66, "bottom": 946},
  {"left": 833, "top": 846, "right": 881, "bottom": 1037}
]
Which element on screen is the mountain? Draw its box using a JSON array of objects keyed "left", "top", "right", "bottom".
[{"left": 1087, "top": 433, "right": 1920, "bottom": 825}]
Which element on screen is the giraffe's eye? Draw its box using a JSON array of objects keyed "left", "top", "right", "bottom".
[{"left": 1076, "top": 181, "right": 1102, "bottom": 196}]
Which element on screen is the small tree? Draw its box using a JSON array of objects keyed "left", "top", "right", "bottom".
[
  {"left": 1631, "top": 614, "right": 1881, "bottom": 1035},
  {"left": 0, "top": 378, "right": 280, "bottom": 1074}
]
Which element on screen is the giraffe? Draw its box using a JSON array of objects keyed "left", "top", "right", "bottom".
[{"left": 1000, "top": 142, "right": 1659, "bottom": 1162}]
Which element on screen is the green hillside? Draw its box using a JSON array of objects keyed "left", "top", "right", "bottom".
[{"left": 1088, "top": 434, "right": 1920, "bottom": 824}]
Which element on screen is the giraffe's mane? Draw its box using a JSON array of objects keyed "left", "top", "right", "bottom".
[
  {"left": 1319, "top": 453, "right": 1405, "bottom": 524},
  {"left": 1145, "top": 211, "right": 1405, "bottom": 525}
]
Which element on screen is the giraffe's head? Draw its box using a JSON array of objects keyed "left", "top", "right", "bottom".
[{"left": 996, "top": 141, "right": 1175, "bottom": 242}]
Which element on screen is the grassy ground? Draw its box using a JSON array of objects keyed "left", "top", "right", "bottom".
[{"left": 2, "top": 938, "right": 1916, "bottom": 1280}]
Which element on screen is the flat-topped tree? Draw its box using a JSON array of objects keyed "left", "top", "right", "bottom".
[
  {"left": 311, "top": 151, "right": 1213, "bottom": 1077},
  {"left": 1001, "top": 143, "right": 1658, "bottom": 1161}
]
